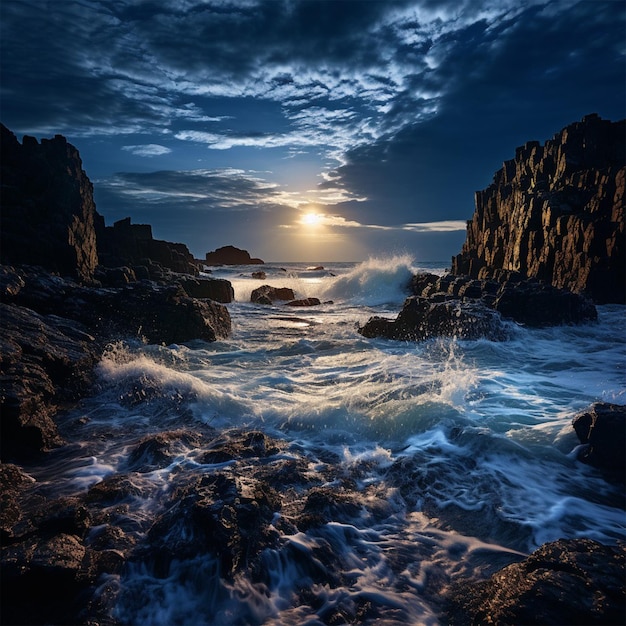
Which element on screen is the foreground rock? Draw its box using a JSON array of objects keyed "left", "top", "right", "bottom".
[
  {"left": 359, "top": 272, "right": 596, "bottom": 341},
  {"left": 452, "top": 114, "right": 625, "bottom": 304},
  {"left": 573, "top": 402, "right": 626, "bottom": 478},
  {"left": 445, "top": 538, "right": 626, "bottom": 625},
  {"left": 205, "top": 245, "right": 264, "bottom": 265},
  {"left": 0, "top": 265, "right": 231, "bottom": 459}
]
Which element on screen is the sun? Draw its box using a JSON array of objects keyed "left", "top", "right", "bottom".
[{"left": 301, "top": 212, "right": 324, "bottom": 226}]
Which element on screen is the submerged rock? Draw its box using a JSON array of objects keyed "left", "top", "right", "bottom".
[{"left": 286, "top": 297, "right": 322, "bottom": 307}]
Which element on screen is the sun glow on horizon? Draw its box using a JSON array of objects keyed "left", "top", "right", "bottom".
[{"left": 301, "top": 212, "right": 324, "bottom": 226}]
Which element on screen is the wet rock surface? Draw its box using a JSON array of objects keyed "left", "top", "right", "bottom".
[
  {"left": 251, "top": 284, "right": 297, "bottom": 304},
  {"left": 359, "top": 271, "right": 596, "bottom": 341},
  {"left": 2, "top": 419, "right": 623, "bottom": 626},
  {"left": 573, "top": 402, "right": 626, "bottom": 478},
  {"left": 445, "top": 538, "right": 626, "bottom": 626},
  {"left": 452, "top": 114, "right": 625, "bottom": 304},
  {"left": 0, "top": 265, "right": 232, "bottom": 459}
]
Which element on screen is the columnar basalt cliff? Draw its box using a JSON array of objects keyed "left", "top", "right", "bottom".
[
  {"left": 1, "top": 124, "right": 99, "bottom": 282},
  {"left": 452, "top": 114, "right": 625, "bottom": 304},
  {"left": 96, "top": 216, "right": 200, "bottom": 276}
]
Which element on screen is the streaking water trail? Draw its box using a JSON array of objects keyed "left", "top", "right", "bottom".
[{"left": 26, "top": 258, "right": 625, "bottom": 625}]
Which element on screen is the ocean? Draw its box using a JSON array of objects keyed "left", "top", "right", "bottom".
[{"left": 28, "top": 256, "right": 626, "bottom": 625}]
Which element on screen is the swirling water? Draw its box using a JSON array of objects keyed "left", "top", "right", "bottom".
[{"left": 30, "top": 257, "right": 626, "bottom": 624}]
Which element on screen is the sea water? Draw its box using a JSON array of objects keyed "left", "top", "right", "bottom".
[{"left": 29, "top": 257, "right": 626, "bottom": 625}]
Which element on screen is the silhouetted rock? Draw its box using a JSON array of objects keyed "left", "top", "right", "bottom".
[
  {"left": 445, "top": 538, "right": 626, "bottom": 625},
  {"left": 96, "top": 216, "right": 199, "bottom": 276},
  {"left": 573, "top": 402, "right": 626, "bottom": 477},
  {"left": 0, "top": 124, "right": 99, "bottom": 281},
  {"left": 140, "top": 471, "right": 280, "bottom": 579},
  {"left": 452, "top": 114, "right": 625, "bottom": 303},
  {"left": 205, "top": 245, "right": 264, "bottom": 265}
]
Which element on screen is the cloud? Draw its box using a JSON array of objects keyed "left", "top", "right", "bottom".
[
  {"left": 96, "top": 167, "right": 283, "bottom": 211},
  {"left": 122, "top": 144, "right": 172, "bottom": 157},
  {"left": 402, "top": 220, "right": 468, "bottom": 232}
]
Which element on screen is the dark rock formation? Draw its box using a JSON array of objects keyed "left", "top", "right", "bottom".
[
  {"left": 360, "top": 296, "right": 508, "bottom": 341},
  {"left": 286, "top": 297, "right": 322, "bottom": 307},
  {"left": 445, "top": 538, "right": 626, "bottom": 625},
  {"left": 573, "top": 402, "right": 626, "bottom": 476},
  {"left": 96, "top": 216, "right": 199, "bottom": 276},
  {"left": 0, "top": 124, "right": 99, "bottom": 282},
  {"left": 251, "top": 284, "right": 296, "bottom": 304},
  {"left": 0, "top": 301, "right": 100, "bottom": 459},
  {"left": 452, "top": 114, "right": 625, "bottom": 304},
  {"left": 0, "top": 265, "right": 231, "bottom": 459},
  {"left": 205, "top": 245, "right": 264, "bottom": 265},
  {"left": 359, "top": 271, "right": 596, "bottom": 341}
]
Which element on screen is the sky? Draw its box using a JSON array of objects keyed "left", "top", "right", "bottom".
[{"left": 1, "top": 0, "right": 624, "bottom": 263}]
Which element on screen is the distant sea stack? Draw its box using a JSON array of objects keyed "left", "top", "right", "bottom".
[
  {"left": 205, "top": 245, "right": 264, "bottom": 265},
  {"left": 452, "top": 114, "right": 625, "bottom": 304},
  {"left": 0, "top": 123, "right": 99, "bottom": 282}
]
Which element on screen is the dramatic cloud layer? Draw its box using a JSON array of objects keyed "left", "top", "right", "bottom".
[{"left": 1, "top": 0, "right": 624, "bottom": 261}]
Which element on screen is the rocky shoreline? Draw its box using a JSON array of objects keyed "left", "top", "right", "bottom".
[{"left": 1, "top": 117, "right": 625, "bottom": 624}]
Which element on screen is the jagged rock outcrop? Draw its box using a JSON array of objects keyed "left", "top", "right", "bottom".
[
  {"left": 445, "top": 538, "right": 625, "bottom": 625},
  {"left": 359, "top": 272, "right": 597, "bottom": 341},
  {"left": 96, "top": 216, "right": 199, "bottom": 276},
  {"left": 0, "top": 124, "right": 99, "bottom": 282},
  {"left": 205, "top": 245, "right": 264, "bottom": 265},
  {"left": 452, "top": 114, "right": 625, "bottom": 303}
]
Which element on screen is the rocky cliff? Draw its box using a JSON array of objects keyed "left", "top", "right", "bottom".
[
  {"left": 452, "top": 114, "right": 625, "bottom": 304},
  {"left": 96, "top": 216, "right": 200, "bottom": 276},
  {"left": 1, "top": 124, "right": 99, "bottom": 282}
]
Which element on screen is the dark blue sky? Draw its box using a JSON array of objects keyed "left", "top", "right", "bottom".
[{"left": 1, "top": 0, "right": 624, "bottom": 262}]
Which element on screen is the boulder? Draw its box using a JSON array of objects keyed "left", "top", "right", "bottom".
[
  {"left": 205, "top": 245, "right": 264, "bottom": 265},
  {"left": 452, "top": 114, "right": 625, "bottom": 303},
  {"left": 573, "top": 402, "right": 626, "bottom": 475},
  {"left": 359, "top": 296, "right": 508, "bottom": 341},
  {"left": 0, "top": 124, "right": 99, "bottom": 282},
  {"left": 251, "top": 284, "right": 296, "bottom": 304},
  {"left": 445, "top": 538, "right": 626, "bottom": 625},
  {"left": 177, "top": 275, "right": 234, "bottom": 303}
]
